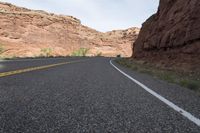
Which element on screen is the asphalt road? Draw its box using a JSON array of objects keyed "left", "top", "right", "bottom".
[{"left": 0, "top": 57, "right": 200, "bottom": 132}]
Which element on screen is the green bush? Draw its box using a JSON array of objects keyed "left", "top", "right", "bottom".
[
  {"left": 40, "top": 48, "right": 53, "bottom": 57},
  {"left": 180, "top": 80, "right": 199, "bottom": 91},
  {"left": 72, "top": 48, "right": 89, "bottom": 56}
]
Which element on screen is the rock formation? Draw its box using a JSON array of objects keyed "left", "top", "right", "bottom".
[
  {"left": 0, "top": 2, "right": 139, "bottom": 57},
  {"left": 133, "top": 0, "right": 200, "bottom": 72}
]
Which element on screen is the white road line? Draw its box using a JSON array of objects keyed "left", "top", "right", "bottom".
[{"left": 110, "top": 60, "right": 200, "bottom": 127}]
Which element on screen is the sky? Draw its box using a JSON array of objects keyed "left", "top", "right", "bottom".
[{"left": 2, "top": 0, "right": 159, "bottom": 32}]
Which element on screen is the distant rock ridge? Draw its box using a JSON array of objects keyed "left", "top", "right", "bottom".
[
  {"left": 0, "top": 2, "right": 139, "bottom": 57},
  {"left": 133, "top": 0, "right": 200, "bottom": 73}
]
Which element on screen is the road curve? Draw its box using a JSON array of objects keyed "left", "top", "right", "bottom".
[{"left": 0, "top": 57, "right": 200, "bottom": 132}]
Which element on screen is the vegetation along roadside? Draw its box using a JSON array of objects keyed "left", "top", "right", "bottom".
[{"left": 116, "top": 58, "right": 200, "bottom": 94}]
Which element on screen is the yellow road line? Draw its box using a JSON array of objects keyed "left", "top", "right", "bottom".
[{"left": 0, "top": 59, "right": 88, "bottom": 78}]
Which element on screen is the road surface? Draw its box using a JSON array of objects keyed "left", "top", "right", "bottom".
[{"left": 0, "top": 57, "right": 200, "bottom": 132}]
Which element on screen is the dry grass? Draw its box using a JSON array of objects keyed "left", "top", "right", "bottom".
[{"left": 116, "top": 58, "right": 200, "bottom": 93}]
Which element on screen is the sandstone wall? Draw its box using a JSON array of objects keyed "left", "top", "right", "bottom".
[
  {"left": 0, "top": 2, "right": 139, "bottom": 57},
  {"left": 133, "top": 0, "right": 200, "bottom": 72}
]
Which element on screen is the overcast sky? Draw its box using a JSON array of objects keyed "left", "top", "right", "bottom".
[{"left": 2, "top": 0, "right": 159, "bottom": 32}]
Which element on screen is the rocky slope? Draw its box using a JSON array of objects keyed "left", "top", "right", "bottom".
[
  {"left": 133, "top": 0, "right": 200, "bottom": 73},
  {"left": 0, "top": 2, "right": 139, "bottom": 57}
]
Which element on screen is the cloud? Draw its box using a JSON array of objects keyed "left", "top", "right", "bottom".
[{"left": 3, "top": 0, "right": 159, "bottom": 32}]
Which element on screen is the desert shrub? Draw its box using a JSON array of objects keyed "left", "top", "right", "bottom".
[
  {"left": 72, "top": 48, "right": 89, "bottom": 56},
  {"left": 117, "top": 54, "right": 121, "bottom": 58},
  {"left": 116, "top": 58, "right": 200, "bottom": 93},
  {"left": 180, "top": 80, "right": 199, "bottom": 91},
  {"left": 96, "top": 52, "right": 102, "bottom": 56},
  {"left": 0, "top": 44, "right": 4, "bottom": 55},
  {"left": 40, "top": 48, "right": 53, "bottom": 57},
  {"left": 0, "top": 8, "right": 6, "bottom": 13},
  {"left": 158, "top": 72, "right": 175, "bottom": 83}
]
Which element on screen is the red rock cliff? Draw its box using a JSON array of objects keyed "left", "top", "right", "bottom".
[
  {"left": 133, "top": 0, "right": 200, "bottom": 72},
  {"left": 0, "top": 2, "right": 139, "bottom": 57}
]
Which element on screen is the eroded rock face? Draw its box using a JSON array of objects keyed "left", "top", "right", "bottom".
[
  {"left": 133, "top": 0, "right": 200, "bottom": 72},
  {"left": 0, "top": 2, "right": 139, "bottom": 57}
]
